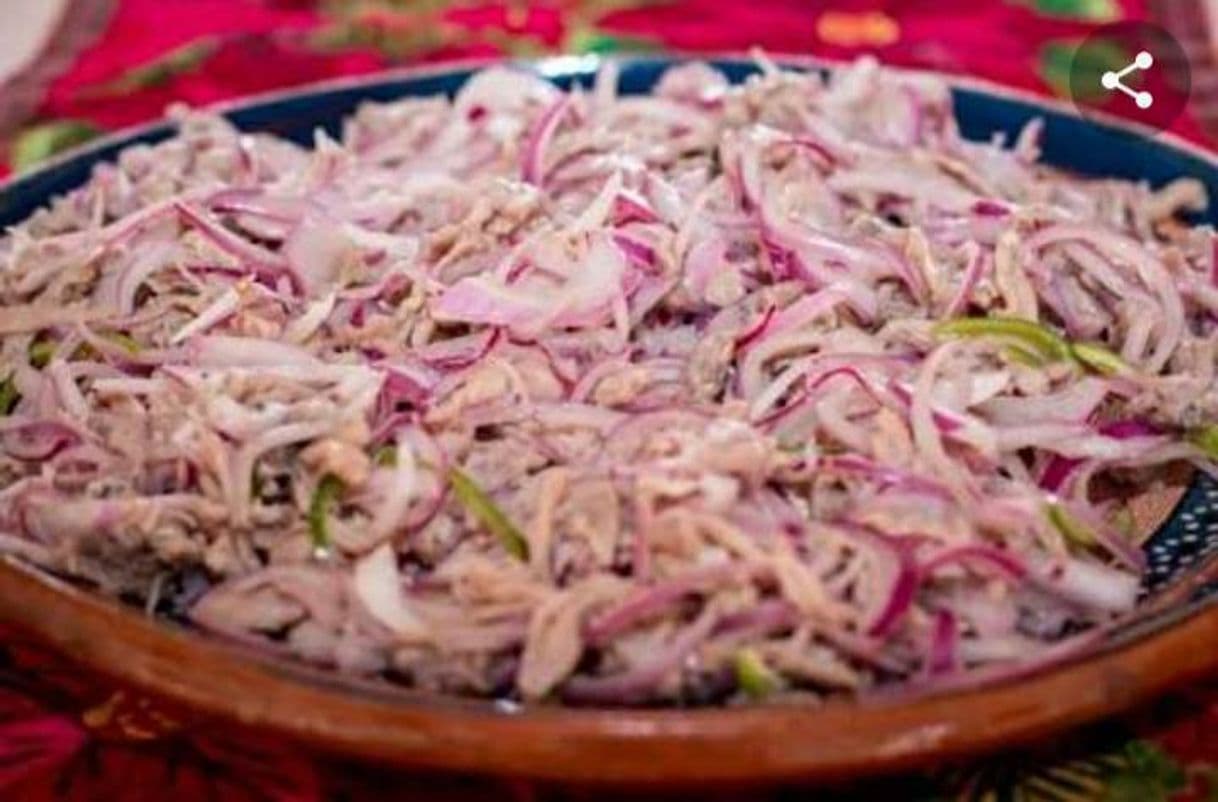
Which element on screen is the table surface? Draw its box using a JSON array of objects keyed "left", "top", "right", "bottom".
[{"left": 0, "top": 1, "right": 1216, "bottom": 800}]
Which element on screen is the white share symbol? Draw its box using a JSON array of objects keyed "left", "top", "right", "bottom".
[{"left": 1100, "top": 50, "right": 1154, "bottom": 109}]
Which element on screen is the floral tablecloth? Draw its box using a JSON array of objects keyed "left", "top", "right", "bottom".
[{"left": 1, "top": 1, "right": 1216, "bottom": 799}]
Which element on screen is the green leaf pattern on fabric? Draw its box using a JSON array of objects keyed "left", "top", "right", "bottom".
[
  {"left": 1033, "top": 0, "right": 1119, "bottom": 21},
  {"left": 10, "top": 120, "right": 101, "bottom": 171},
  {"left": 931, "top": 741, "right": 1193, "bottom": 802},
  {"left": 1040, "top": 37, "right": 1130, "bottom": 98},
  {"left": 564, "top": 26, "right": 657, "bottom": 54}
]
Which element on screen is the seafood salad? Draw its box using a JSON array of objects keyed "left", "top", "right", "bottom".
[{"left": 1, "top": 56, "right": 1215, "bottom": 706}]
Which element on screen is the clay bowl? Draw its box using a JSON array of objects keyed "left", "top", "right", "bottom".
[{"left": 0, "top": 56, "right": 1216, "bottom": 785}]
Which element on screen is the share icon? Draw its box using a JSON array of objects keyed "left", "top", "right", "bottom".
[{"left": 1100, "top": 50, "right": 1154, "bottom": 109}]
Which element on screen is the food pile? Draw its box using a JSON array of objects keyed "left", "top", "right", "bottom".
[{"left": 1, "top": 57, "right": 1215, "bottom": 705}]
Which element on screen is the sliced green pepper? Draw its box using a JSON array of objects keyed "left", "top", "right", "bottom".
[
  {"left": 105, "top": 331, "right": 142, "bottom": 355},
  {"left": 934, "top": 316, "right": 1072, "bottom": 363},
  {"left": 449, "top": 466, "right": 529, "bottom": 561},
  {"left": 28, "top": 338, "right": 56, "bottom": 369},
  {"left": 373, "top": 444, "right": 398, "bottom": 467},
  {"left": 1110, "top": 505, "right": 1136, "bottom": 540},
  {"left": 0, "top": 375, "right": 19, "bottom": 416},
  {"left": 1069, "top": 341, "right": 1129, "bottom": 376},
  {"left": 734, "top": 649, "right": 781, "bottom": 699},
  {"left": 1046, "top": 502, "right": 1096, "bottom": 549},
  {"left": 1001, "top": 344, "right": 1047, "bottom": 368},
  {"left": 308, "top": 473, "right": 345, "bottom": 557},
  {"left": 1187, "top": 424, "right": 1218, "bottom": 460},
  {"left": 11, "top": 121, "right": 100, "bottom": 172},
  {"left": 936, "top": 316, "right": 1133, "bottom": 376}
]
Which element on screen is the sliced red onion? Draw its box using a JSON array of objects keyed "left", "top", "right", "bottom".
[
  {"left": 888, "top": 381, "right": 968, "bottom": 434},
  {"left": 713, "top": 599, "right": 798, "bottom": 639},
  {"left": 972, "top": 199, "right": 1012, "bottom": 217},
  {"left": 942, "top": 243, "right": 986, "bottom": 318},
  {"left": 979, "top": 377, "right": 1112, "bottom": 427},
  {"left": 758, "top": 224, "right": 879, "bottom": 322},
  {"left": 175, "top": 202, "right": 296, "bottom": 290},
  {"left": 417, "top": 329, "right": 501, "bottom": 372},
  {"left": 611, "top": 189, "right": 660, "bottom": 226},
  {"left": 757, "top": 363, "right": 884, "bottom": 428},
  {"left": 46, "top": 360, "right": 89, "bottom": 422},
  {"left": 228, "top": 419, "right": 336, "bottom": 526},
  {"left": 1039, "top": 455, "right": 1084, "bottom": 493},
  {"left": 570, "top": 354, "right": 632, "bottom": 403},
  {"left": 788, "top": 135, "right": 837, "bottom": 169},
  {"left": 209, "top": 188, "right": 307, "bottom": 241},
  {"left": 0, "top": 419, "right": 81, "bottom": 462},
  {"left": 682, "top": 231, "right": 733, "bottom": 304},
  {"left": 733, "top": 304, "right": 777, "bottom": 352},
  {"left": 168, "top": 286, "right": 243, "bottom": 345},
  {"left": 0, "top": 304, "right": 110, "bottom": 335},
  {"left": 872, "top": 628, "right": 1104, "bottom": 700},
  {"left": 1030, "top": 555, "right": 1140, "bottom": 614},
  {"left": 1055, "top": 499, "right": 1148, "bottom": 572},
  {"left": 354, "top": 543, "right": 429, "bottom": 638},
  {"left": 839, "top": 524, "right": 922, "bottom": 639},
  {"left": 283, "top": 292, "right": 337, "bottom": 344},
  {"left": 1211, "top": 234, "right": 1218, "bottom": 288},
  {"left": 867, "top": 553, "right": 920, "bottom": 638},
  {"left": 435, "top": 235, "right": 627, "bottom": 337},
  {"left": 105, "top": 239, "right": 182, "bottom": 315},
  {"left": 611, "top": 233, "right": 657, "bottom": 272},
  {"left": 995, "top": 423, "right": 1167, "bottom": 460},
  {"left": 759, "top": 285, "right": 851, "bottom": 344},
  {"left": 926, "top": 610, "right": 958, "bottom": 675},
  {"left": 1023, "top": 223, "right": 1184, "bottom": 372},
  {"left": 375, "top": 361, "right": 436, "bottom": 413},
  {"left": 282, "top": 215, "right": 350, "bottom": 295},
  {"left": 1098, "top": 419, "right": 1164, "bottom": 439},
  {"left": 920, "top": 545, "right": 1027, "bottom": 582},
  {"left": 585, "top": 564, "right": 740, "bottom": 645},
  {"left": 818, "top": 454, "right": 954, "bottom": 501},
  {"left": 189, "top": 335, "right": 318, "bottom": 369},
  {"left": 563, "top": 608, "right": 717, "bottom": 705},
  {"left": 521, "top": 96, "right": 573, "bottom": 186}
]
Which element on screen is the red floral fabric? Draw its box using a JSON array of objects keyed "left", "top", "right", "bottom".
[
  {"left": 0, "top": 2, "right": 1216, "bottom": 799},
  {"left": 4, "top": 0, "right": 1215, "bottom": 173}
]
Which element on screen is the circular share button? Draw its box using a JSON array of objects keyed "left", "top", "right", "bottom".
[{"left": 1067, "top": 21, "right": 1191, "bottom": 135}]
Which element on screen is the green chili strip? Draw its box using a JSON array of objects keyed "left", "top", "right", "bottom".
[
  {"left": 1046, "top": 503, "right": 1096, "bottom": 549},
  {"left": 1001, "top": 344, "right": 1047, "bottom": 368},
  {"left": 733, "top": 649, "right": 781, "bottom": 699},
  {"left": 0, "top": 375, "right": 19, "bottom": 416},
  {"left": 105, "top": 331, "right": 142, "bottom": 354},
  {"left": 934, "top": 317, "right": 1072, "bottom": 363},
  {"left": 308, "top": 473, "right": 345, "bottom": 555},
  {"left": 1111, "top": 506, "right": 1136, "bottom": 540},
  {"left": 1187, "top": 424, "right": 1218, "bottom": 460},
  {"left": 28, "top": 338, "right": 56, "bottom": 368},
  {"left": 448, "top": 467, "right": 529, "bottom": 561},
  {"left": 936, "top": 316, "right": 1133, "bottom": 376},
  {"left": 1069, "top": 341, "right": 1129, "bottom": 376},
  {"left": 251, "top": 470, "right": 266, "bottom": 500},
  {"left": 374, "top": 444, "right": 398, "bottom": 467}
]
